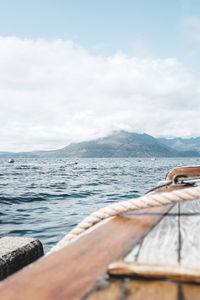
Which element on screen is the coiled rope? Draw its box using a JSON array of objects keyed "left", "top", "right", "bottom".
[{"left": 48, "top": 185, "right": 200, "bottom": 254}]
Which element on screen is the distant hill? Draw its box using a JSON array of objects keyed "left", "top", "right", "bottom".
[
  {"left": 0, "top": 151, "right": 38, "bottom": 158},
  {"left": 0, "top": 131, "right": 199, "bottom": 158},
  {"left": 54, "top": 131, "right": 181, "bottom": 158},
  {"left": 159, "top": 137, "right": 200, "bottom": 153}
]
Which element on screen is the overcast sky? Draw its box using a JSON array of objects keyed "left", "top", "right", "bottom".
[{"left": 1, "top": 0, "right": 200, "bottom": 151}]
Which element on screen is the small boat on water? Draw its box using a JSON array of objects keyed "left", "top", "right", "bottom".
[
  {"left": 2, "top": 166, "right": 200, "bottom": 299},
  {"left": 8, "top": 158, "right": 14, "bottom": 163}
]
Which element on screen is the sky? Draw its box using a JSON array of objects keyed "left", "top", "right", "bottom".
[{"left": 1, "top": 0, "right": 200, "bottom": 151}]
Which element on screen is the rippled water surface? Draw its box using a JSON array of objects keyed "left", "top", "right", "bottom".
[{"left": 0, "top": 157, "right": 199, "bottom": 253}]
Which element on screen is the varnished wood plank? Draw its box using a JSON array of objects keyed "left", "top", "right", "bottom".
[
  {"left": 125, "top": 280, "right": 178, "bottom": 300},
  {"left": 124, "top": 204, "right": 179, "bottom": 264},
  {"left": 85, "top": 279, "right": 200, "bottom": 300},
  {"left": 108, "top": 261, "right": 200, "bottom": 283},
  {"left": 180, "top": 214, "right": 200, "bottom": 268},
  {"left": 0, "top": 205, "right": 171, "bottom": 300},
  {"left": 179, "top": 198, "right": 200, "bottom": 268},
  {"left": 180, "top": 198, "right": 200, "bottom": 214},
  {"left": 124, "top": 243, "right": 141, "bottom": 262},
  {"left": 137, "top": 204, "right": 179, "bottom": 265},
  {"left": 84, "top": 279, "right": 123, "bottom": 300},
  {"left": 182, "top": 283, "right": 200, "bottom": 300},
  {"left": 166, "top": 166, "right": 200, "bottom": 180}
]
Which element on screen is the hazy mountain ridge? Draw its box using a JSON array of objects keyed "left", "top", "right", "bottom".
[
  {"left": 159, "top": 137, "right": 200, "bottom": 153},
  {"left": 57, "top": 132, "right": 178, "bottom": 157},
  {"left": 0, "top": 131, "right": 199, "bottom": 158}
]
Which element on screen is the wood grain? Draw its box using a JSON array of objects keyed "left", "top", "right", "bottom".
[
  {"left": 180, "top": 215, "right": 200, "bottom": 268},
  {"left": 137, "top": 204, "right": 179, "bottom": 265},
  {"left": 125, "top": 280, "right": 178, "bottom": 300},
  {"left": 124, "top": 242, "right": 141, "bottom": 262},
  {"left": 182, "top": 283, "right": 200, "bottom": 300},
  {"left": 108, "top": 261, "right": 200, "bottom": 283},
  {"left": 84, "top": 193, "right": 200, "bottom": 299},
  {"left": 84, "top": 185, "right": 200, "bottom": 300},
  {"left": 0, "top": 205, "right": 171, "bottom": 300},
  {"left": 180, "top": 198, "right": 200, "bottom": 214},
  {"left": 85, "top": 279, "right": 179, "bottom": 300},
  {"left": 84, "top": 279, "right": 123, "bottom": 300},
  {"left": 123, "top": 206, "right": 179, "bottom": 265},
  {"left": 180, "top": 202, "right": 200, "bottom": 268},
  {"left": 166, "top": 166, "right": 200, "bottom": 180}
]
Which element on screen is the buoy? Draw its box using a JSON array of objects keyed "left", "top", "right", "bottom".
[{"left": 8, "top": 158, "right": 15, "bottom": 163}]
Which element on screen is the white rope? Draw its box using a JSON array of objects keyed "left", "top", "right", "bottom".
[{"left": 48, "top": 186, "right": 200, "bottom": 254}]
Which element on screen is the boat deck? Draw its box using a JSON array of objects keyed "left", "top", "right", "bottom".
[
  {"left": 1, "top": 198, "right": 200, "bottom": 299},
  {"left": 84, "top": 199, "right": 200, "bottom": 300}
]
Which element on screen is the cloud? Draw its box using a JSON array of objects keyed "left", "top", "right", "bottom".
[{"left": 0, "top": 37, "right": 199, "bottom": 151}]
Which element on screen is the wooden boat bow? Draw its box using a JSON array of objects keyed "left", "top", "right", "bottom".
[{"left": 166, "top": 166, "right": 200, "bottom": 181}]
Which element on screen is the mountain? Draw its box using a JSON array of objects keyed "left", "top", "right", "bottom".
[
  {"left": 159, "top": 137, "right": 200, "bottom": 153},
  {"left": 0, "top": 131, "right": 199, "bottom": 158},
  {"left": 54, "top": 131, "right": 180, "bottom": 157},
  {"left": 0, "top": 151, "right": 38, "bottom": 158}
]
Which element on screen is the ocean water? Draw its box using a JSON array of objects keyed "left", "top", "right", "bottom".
[{"left": 0, "top": 157, "right": 199, "bottom": 253}]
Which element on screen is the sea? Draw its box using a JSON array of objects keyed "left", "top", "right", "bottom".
[{"left": 0, "top": 157, "right": 199, "bottom": 253}]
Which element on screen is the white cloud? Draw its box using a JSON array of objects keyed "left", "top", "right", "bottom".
[{"left": 0, "top": 37, "right": 199, "bottom": 151}]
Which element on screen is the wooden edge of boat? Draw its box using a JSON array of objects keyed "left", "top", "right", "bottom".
[
  {"left": 166, "top": 166, "right": 200, "bottom": 180},
  {"left": 0, "top": 204, "right": 172, "bottom": 300}
]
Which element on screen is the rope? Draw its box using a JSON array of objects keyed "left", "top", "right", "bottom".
[{"left": 48, "top": 185, "right": 200, "bottom": 254}]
